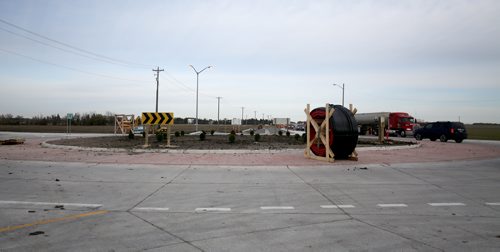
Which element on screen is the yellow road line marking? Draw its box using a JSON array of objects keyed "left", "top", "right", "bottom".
[{"left": 0, "top": 210, "right": 108, "bottom": 233}]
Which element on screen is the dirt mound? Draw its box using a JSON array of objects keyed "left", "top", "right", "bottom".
[
  {"left": 47, "top": 134, "right": 415, "bottom": 150},
  {"left": 48, "top": 135, "right": 305, "bottom": 150}
]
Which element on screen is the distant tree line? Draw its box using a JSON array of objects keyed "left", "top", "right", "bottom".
[
  {"left": 0, "top": 113, "right": 114, "bottom": 126},
  {"left": 0, "top": 113, "right": 274, "bottom": 126},
  {"left": 173, "top": 118, "right": 273, "bottom": 125},
  {"left": 472, "top": 123, "right": 500, "bottom": 126}
]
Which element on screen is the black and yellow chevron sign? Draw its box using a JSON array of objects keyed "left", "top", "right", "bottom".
[{"left": 141, "top": 112, "right": 174, "bottom": 125}]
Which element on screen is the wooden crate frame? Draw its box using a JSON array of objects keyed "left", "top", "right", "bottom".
[
  {"left": 114, "top": 114, "right": 135, "bottom": 134},
  {"left": 304, "top": 103, "right": 358, "bottom": 162}
]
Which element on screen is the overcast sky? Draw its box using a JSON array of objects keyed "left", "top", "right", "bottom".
[{"left": 1, "top": 0, "right": 499, "bottom": 123}]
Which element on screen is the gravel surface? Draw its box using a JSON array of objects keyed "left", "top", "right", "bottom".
[
  {"left": 47, "top": 135, "right": 305, "bottom": 150},
  {"left": 46, "top": 135, "right": 413, "bottom": 150}
]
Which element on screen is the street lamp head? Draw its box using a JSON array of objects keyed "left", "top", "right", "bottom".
[
  {"left": 189, "top": 65, "right": 196, "bottom": 72},
  {"left": 332, "top": 83, "right": 344, "bottom": 90},
  {"left": 190, "top": 65, "right": 212, "bottom": 74},
  {"left": 332, "top": 83, "right": 345, "bottom": 107}
]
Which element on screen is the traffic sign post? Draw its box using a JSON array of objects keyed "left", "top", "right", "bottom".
[
  {"left": 67, "top": 113, "right": 74, "bottom": 135},
  {"left": 141, "top": 112, "right": 174, "bottom": 148},
  {"left": 141, "top": 112, "right": 173, "bottom": 125},
  {"left": 144, "top": 125, "right": 149, "bottom": 147}
]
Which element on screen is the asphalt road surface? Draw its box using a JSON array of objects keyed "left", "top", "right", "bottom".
[{"left": 1, "top": 157, "right": 500, "bottom": 251}]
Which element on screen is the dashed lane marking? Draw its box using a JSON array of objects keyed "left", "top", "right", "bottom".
[
  {"left": 260, "top": 206, "right": 295, "bottom": 210},
  {"left": 485, "top": 202, "right": 500, "bottom": 206},
  {"left": 0, "top": 200, "right": 102, "bottom": 208},
  {"left": 0, "top": 210, "right": 108, "bottom": 233},
  {"left": 428, "top": 203, "right": 466, "bottom": 206},
  {"left": 320, "top": 205, "right": 355, "bottom": 209},
  {"left": 377, "top": 204, "right": 408, "bottom": 207},
  {"left": 195, "top": 208, "right": 231, "bottom": 212}
]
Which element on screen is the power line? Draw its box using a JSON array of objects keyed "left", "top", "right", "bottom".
[
  {"left": 0, "top": 26, "right": 142, "bottom": 68},
  {"left": 1, "top": 47, "right": 222, "bottom": 103},
  {"left": 163, "top": 70, "right": 218, "bottom": 98},
  {"left": 0, "top": 18, "right": 150, "bottom": 69},
  {"left": 0, "top": 47, "right": 149, "bottom": 84},
  {"left": 162, "top": 72, "right": 195, "bottom": 93}
]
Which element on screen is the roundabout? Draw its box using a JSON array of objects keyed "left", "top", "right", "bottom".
[{"left": 1, "top": 131, "right": 500, "bottom": 251}]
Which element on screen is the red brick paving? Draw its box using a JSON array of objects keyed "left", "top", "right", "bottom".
[{"left": 1, "top": 138, "right": 500, "bottom": 166}]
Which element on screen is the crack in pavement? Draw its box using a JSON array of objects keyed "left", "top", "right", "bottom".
[
  {"left": 286, "top": 165, "right": 445, "bottom": 251},
  {"left": 127, "top": 165, "right": 192, "bottom": 212},
  {"left": 390, "top": 166, "right": 497, "bottom": 209},
  {"left": 353, "top": 218, "right": 444, "bottom": 251},
  {"left": 180, "top": 217, "right": 353, "bottom": 245},
  {"left": 127, "top": 211, "right": 205, "bottom": 252},
  {"left": 286, "top": 165, "right": 354, "bottom": 219}
]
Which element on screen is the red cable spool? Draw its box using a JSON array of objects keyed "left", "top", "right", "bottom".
[
  {"left": 309, "top": 107, "right": 334, "bottom": 157},
  {"left": 308, "top": 105, "right": 359, "bottom": 159}
]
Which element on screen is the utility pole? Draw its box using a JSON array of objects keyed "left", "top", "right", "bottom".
[
  {"left": 152, "top": 67, "right": 164, "bottom": 113},
  {"left": 254, "top": 111, "right": 257, "bottom": 125},
  {"left": 241, "top": 107, "right": 244, "bottom": 125},
  {"left": 216, "top": 97, "right": 222, "bottom": 125}
]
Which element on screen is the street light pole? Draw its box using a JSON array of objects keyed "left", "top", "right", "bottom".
[
  {"left": 333, "top": 83, "right": 345, "bottom": 107},
  {"left": 189, "top": 65, "right": 211, "bottom": 131},
  {"left": 241, "top": 107, "right": 244, "bottom": 125},
  {"left": 216, "top": 96, "right": 222, "bottom": 125}
]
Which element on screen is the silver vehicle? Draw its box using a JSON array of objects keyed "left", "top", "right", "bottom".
[{"left": 132, "top": 125, "right": 144, "bottom": 135}]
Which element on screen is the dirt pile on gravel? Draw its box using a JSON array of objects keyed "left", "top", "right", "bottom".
[
  {"left": 48, "top": 135, "right": 306, "bottom": 150},
  {"left": 47, "top": 135, "right": 415, "bottom": 150}
]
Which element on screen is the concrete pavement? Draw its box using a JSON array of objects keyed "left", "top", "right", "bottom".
[
  {"left": 1, "top": 132, "right": 500, "bottom": 251},
  {"left": 1, "top": 158, "right": 500, "bottom": 251}
]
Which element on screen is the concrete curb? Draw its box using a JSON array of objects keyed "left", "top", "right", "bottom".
[
  {"left": 357, "top": 144, "right": 421, "bottom": 151},
  {"left": 41, "top": 141, "right": 421, "bottom": 154}
]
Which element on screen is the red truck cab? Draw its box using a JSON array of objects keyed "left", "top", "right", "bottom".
[{"left": 388, "top": 112, "right": 416, "bottom": 137}]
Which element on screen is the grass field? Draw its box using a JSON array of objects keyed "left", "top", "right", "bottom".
[
  {"left": 2, "top": 124, "right": 500, "bottom": 141},
  {"left": 465, "top": 124, "right": 500, "bottom": 141},
  {"left": 0, "top": 125, "right": 114, "bottom": 133}
]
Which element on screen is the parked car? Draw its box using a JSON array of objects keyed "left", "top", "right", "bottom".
[
  {"left": 414, "top": 121, "right": 467, "bottom": 143},
  {"left": 132, "top": 125, "right": 144, "bottom": 135}
]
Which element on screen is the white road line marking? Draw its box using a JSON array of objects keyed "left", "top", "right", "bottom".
[
  {"left": 485, "top": 202, "right": 500, "bottom": 206},
  {"left": 195, "top": 208, "right": 231, "bottom": 212},
  {"left": 320, "top": 205, "right": 355, "bottom": 209},
  {"left": 260, "top": 206, "right": 295, "bottom": 210},
  {"left": 428, "top": 203, "right": 466, "bottom": 206},
  {"left": 133, "top": 207, "right": 170, "bottom": 212},
  {"left": 0, "top": 200, "right": 102, "bottom": 208},
  {"left": 377, "top": 204, "right": 408, "bottom": 207}
]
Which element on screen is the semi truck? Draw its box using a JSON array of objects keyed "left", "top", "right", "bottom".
[{"left": 355, "top": 112, "right": 416, "bottom": 137}]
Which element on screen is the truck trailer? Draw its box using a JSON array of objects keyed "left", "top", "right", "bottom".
[{"left": 355, "top": 112, "right": 416, "bottom": 137}]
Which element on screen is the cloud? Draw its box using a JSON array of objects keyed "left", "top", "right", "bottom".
[{"left": 1, "top": 0, "right": 499, "bottom": 123}]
